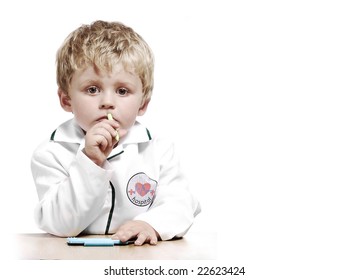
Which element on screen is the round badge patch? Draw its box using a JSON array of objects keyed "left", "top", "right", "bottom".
[{"left": 127, "top": 172, "right": 158, "bottom": 207}]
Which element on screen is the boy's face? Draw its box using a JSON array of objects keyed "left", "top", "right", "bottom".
[{"left": 59, "top": 63, "right": 148, "bottom": 133}]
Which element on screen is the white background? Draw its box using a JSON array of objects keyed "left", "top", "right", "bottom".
[{"left": 1, "top": 0, "right": 349, "bottom": 279}]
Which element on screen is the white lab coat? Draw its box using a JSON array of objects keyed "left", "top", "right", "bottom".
[{"left": 31, "top": 118, "right": 200, "bottom": 240}]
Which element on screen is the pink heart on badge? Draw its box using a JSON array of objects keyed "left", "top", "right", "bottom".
[{"left": 135, "top": 182, "right": 151, "bottom": 197}]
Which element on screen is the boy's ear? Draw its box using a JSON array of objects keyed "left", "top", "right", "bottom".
[
  {"left": 58, "top": 88, "right": 72, "bottom": 112},
  {"left": 138, "top": 98, "right": 150, "bottom": 116}
]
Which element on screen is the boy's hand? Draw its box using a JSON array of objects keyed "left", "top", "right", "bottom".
[
  {"left": 83, "top": 119, "right": 125, "bottom": 166},
  {"left": 112, "top": 220, "right": 160, "bottom": 246}
]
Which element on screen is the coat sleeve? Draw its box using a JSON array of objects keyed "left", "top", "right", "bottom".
[
  {"left": 133, "top": 139, "right": 201, "bottom": 240},
  {"left": 31, "top": 142, "right": 113, "bottom": 237}
]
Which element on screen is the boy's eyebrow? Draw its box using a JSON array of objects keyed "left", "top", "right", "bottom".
[
  {"left": 115, "top": 80, "right": 136, "bottom": 87},
  {"left": 79, "top": 79, "right": 101, "bottom": 86}
]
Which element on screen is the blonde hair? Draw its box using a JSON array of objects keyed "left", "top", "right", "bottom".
[{"left": 56, "top": 20, "right": 154, "bottom": 101}]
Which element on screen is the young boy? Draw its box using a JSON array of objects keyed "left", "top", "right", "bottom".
[{"left": 31, "top": 20, "right": 200, "bottom": 246}]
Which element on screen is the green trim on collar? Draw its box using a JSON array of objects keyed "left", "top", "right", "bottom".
[
  {"left": 146, "top": 128, "right": 152, "bottom": 140},
  {"left": 50, "top": 129, "right": 57, "bottom": 141},
  {"left": 107, "top": 151, "right": 124, "bottom": 161}
]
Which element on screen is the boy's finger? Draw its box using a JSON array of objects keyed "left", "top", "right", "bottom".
[
  {"left": 149, "top": 235, "right": 158, "bottom": 245},
  {"left": 135, "top": 233, "right": 147, "bottom": 246},
  {"left": 112, "top": 229, "right": 135, "bottom": 242}
]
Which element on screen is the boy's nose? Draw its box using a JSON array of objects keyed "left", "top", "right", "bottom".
[{"left": 99, "top": 92, "right": 115, "bottom": 109}]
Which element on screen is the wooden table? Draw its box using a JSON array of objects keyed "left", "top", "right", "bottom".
[{"left": 15, "top": 231, "right": 216, "bottom": 260}]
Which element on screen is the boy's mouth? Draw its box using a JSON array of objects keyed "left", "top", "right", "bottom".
[{"left": 96, "top": 116, "right": 108, "bottom": 122}]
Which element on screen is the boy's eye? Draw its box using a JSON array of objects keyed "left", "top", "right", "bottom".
[
  {"left": 87, "top": 86, "right": 99, "bottom": 95},
  {"left": 117, "top": 87, "right": 129, "bottom": 96}
]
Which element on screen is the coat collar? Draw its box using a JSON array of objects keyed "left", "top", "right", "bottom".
[{"left": 50, "top": 118, "right": 152, "bottom": 156}]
